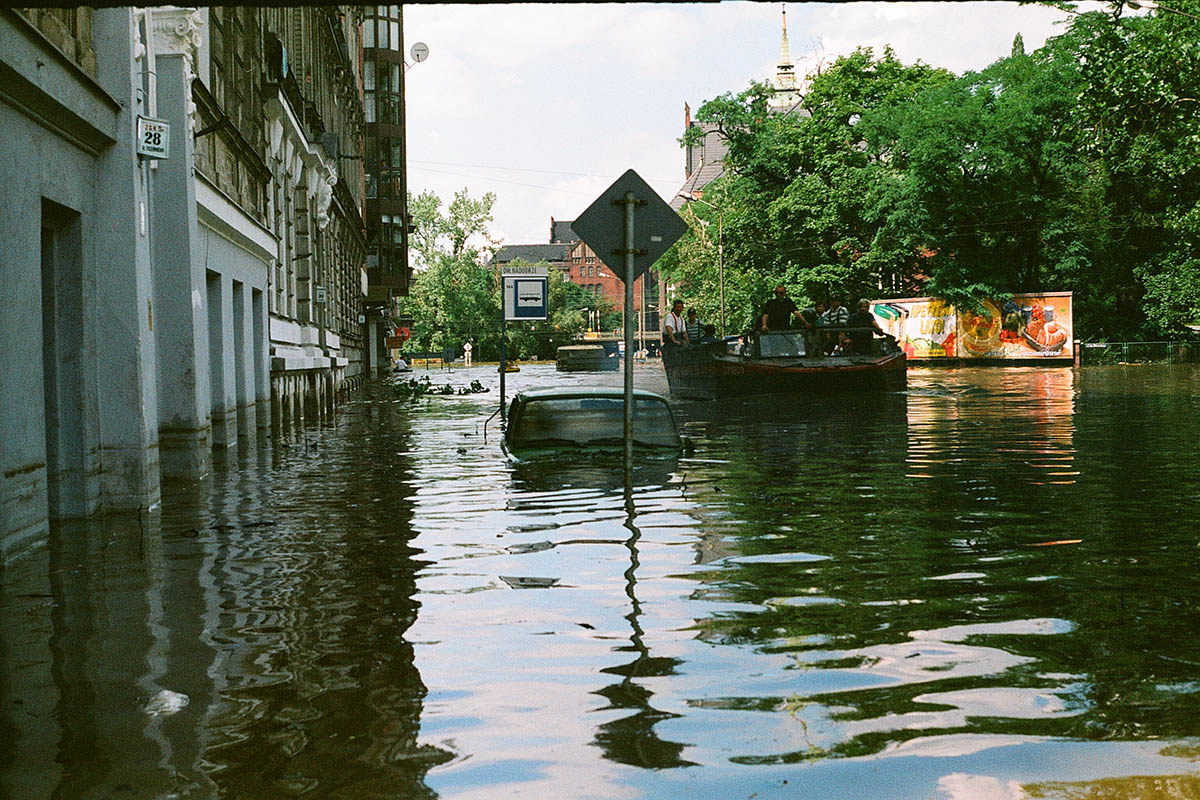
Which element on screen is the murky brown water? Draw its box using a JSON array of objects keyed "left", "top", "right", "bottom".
[{"left": 3, "top": 362, "right": 1200, "bottom": 799}]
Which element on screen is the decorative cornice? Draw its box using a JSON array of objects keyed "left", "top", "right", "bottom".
[
  {"left": 150, "top": 7, "right": 202, "bottom": 57},
  {"left": 150, "top": 7, "right": 203, "bottom": 130},
  {"left": 264, "top": 85, "right": 337, "bottom": 201}
]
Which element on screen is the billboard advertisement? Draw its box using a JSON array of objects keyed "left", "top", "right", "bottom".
[{"left": 872, "top": 292, "right": 1073, "bottom": 361}]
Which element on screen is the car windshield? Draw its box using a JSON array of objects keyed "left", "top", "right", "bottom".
[
  {"left": 509, "top": 396, "right": 681, "bottom": 449},
  {"left": 759, "top": 332, "right": 807, "bottom": 358}
]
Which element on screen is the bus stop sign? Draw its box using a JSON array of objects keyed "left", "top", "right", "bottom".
[{"left": 571, "top": 169, "right": 687, "bottom": 282}]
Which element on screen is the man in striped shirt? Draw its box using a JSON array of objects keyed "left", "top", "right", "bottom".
[{"left": 820, "top": 297, "right": 850, "bottom": 353}]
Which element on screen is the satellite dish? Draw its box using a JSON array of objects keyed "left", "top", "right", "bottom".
[{"left": 410, "top": 42, "right": 429, "bottom": 63}]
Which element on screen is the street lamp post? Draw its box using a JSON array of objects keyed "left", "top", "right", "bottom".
[
  {"left": 678, "top": 192, "right": 725, "bottom": 337},
  {"left": 1126, "top": 0, "right": 1200, "bottom": 20}
]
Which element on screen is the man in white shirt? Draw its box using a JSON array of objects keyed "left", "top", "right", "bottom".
[{"left": 664, "top": 299, "right": 690, "bottom": 347}]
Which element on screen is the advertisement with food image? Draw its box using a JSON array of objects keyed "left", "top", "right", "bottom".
[
  {"left": 870, "top": 292, "right": 1072, "bottom": 362},
  {"left": 960, "top": 299, "right": 1004, "bottom": 357},
  {"left": 1001, "top": 294, "right": 1073, "bottom": 358}
]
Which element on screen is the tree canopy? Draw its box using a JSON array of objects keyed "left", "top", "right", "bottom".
[
  {"left": 398, "top": 188, "right": 617, "bottom": 361},
  {"left": 665, "top": 1, "right": 1200, "bottom": 339}
]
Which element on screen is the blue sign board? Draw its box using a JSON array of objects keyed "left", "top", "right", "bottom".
[{"left": 503, "top": 275, "right": 548, "bottom": 320}]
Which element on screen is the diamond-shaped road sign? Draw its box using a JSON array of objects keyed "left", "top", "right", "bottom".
[{"left": 571, "top": 169, "right": 688, "bottom": 283}]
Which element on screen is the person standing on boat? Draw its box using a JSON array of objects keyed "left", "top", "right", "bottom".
[
  {"left": 685, "top": 308, "right": 705, "bottom": 344},
  {"left": 847, "top": 299, "right": 885, "bottom": 354},
  {"left": 760, "top": 285, "right": 805, "bottom": 332},
  {"left": 664, "top": 299, "right": 691, "bottom": 347},
  {"left": 799, "top": 300, "right": 826, "bottom": 358},
  {"left": 820, "top": 297, "right": 850, "bottom": 353}
]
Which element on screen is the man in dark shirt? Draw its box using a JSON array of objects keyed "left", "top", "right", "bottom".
[
  {"left": 759, "top": 285, "right": 804, "bottom": 332},
  {"left": 847, "top": 298, "right": 885, "bottom": 354}
]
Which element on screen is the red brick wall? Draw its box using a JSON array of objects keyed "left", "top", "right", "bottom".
[{"left": 567, "top": 241, "right": 649, "bottom": 315}]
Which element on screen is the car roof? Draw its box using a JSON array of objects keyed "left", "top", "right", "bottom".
[{"left": 512, "top": 386, "right": 669, "bottom": 403}]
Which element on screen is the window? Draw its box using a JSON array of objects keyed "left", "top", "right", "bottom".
[
  {"left": 390, "top": 21, "right": 399, "bottom": 50},
  {"left": 364, "top": 60, "right": 375, "bottom": 89},
  {"left": 363, "top": 18, "right": 374, "bottom": 48}
]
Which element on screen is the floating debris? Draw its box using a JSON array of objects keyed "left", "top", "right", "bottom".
[
  {"left": 144, "top": 689, "right": 189, "bottom": 717},
  {"left": 499, "top": 576, "right": 559, "bottom": 589},
  {"left": 505, "top": 541, "right": 556, "bottom": 554},
  {"left": 393, "top": 376, "right": 491, "bottom": 401}
]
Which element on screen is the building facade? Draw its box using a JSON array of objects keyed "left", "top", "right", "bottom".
[
  {"left": 566, "top": 240, "right": 660, "bottom": 340},
  {"left": 0, "top": 7, "right": 373, "bottom": 554},
  {"left": 362, "top": 4, "right": 411, "bottom": 373},
  {"left": 199, "top": 7, "right": 369, "bottom": 433}
]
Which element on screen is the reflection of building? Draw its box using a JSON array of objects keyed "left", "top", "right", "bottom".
[
  {"left": 0, "top": 7, "right": 367, "bottom": 552},
  {"left": 363, "top": 5, "right": 411, "bottom": 374}
]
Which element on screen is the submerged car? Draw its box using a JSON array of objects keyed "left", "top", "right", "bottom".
[{"left": 502, "top": 387, "right": 684, "bottom": 459}]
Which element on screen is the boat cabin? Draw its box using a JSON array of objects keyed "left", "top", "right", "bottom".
[
  {"left": 755, "top": 331, "right": 809, "bottom": 358},
  {"left": 503, "top": 387, "right": 683, "bottom": 457}
]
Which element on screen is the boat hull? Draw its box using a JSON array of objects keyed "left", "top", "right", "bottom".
[{"left": 662, "top": 344, "right": 906, "bottom": 400}]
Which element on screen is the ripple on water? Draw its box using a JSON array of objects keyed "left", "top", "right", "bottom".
[{"left": 18, "top": 365, "right": 1196, "bottom": 800}]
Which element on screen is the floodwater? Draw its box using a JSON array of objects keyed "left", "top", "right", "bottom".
[{"left": 3, "top": 362, "right": 1200, "bottom": 799}]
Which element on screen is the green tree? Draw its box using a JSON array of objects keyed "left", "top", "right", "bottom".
[
  {"left": 668, "top": 50, "right": 953, "bottom": 317},
  {"left": 399, "top": 188, "right": 501, "bottom": 357},
  {"left": 1064, "top": 1, "right": 1200, "bottom": 335},
  {"left": 667, "top": 7, "right": 1200, "bottom": 339},
  {"left": 860, "top": 35, "right": 1089, "bottom": 310},
  {"left": 399, "top": 187, "right": 611, "bottom": 361}
]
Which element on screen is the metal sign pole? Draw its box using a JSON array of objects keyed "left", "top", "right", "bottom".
[
  {"left": 500, "top": 305, "right": 507, "bottom": 421},
  {"left": 623, "top": 191, "right": 636, "bottom": 468}
]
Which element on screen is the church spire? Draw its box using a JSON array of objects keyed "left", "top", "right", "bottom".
[
  {"left": 768, "top": 4, "right": 801, "bottom": 112},
  {"left": 779, "top": 4, "right": 793, "bottom": 77}
]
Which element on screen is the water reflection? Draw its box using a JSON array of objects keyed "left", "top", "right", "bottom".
[
  {"left": 4, "top": 364, "right": 1200, "bottom": 799},
  {"left": 592, "top": 481, "right": 694, "bottom": 769},
  {"left": 0, "top": 389, "right": 445, "bottom": 800},
  {"left": 194, "top": 395, "right": 446, "bottom": 797}
]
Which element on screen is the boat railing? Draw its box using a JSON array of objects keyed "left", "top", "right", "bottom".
[{"left": 744, "top": 328, "right": 899, "bottom": 358}]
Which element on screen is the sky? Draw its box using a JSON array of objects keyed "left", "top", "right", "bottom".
[{"left": 403, "top": 1, "right": 1093, "bottom": 250}]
